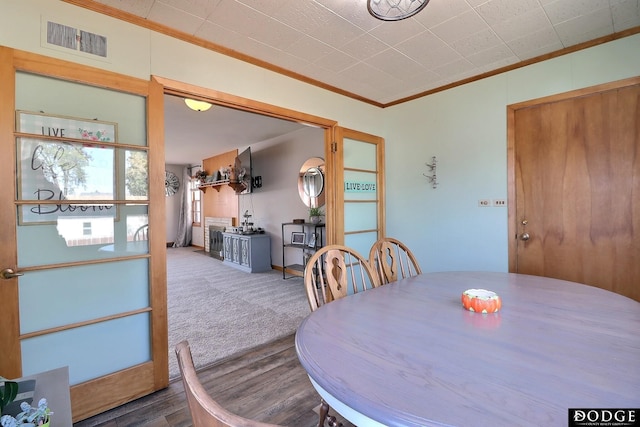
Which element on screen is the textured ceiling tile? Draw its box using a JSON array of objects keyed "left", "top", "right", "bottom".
[
  {"left": 505, "top": 27, "right": 560, "bottom": 58},
  {"left": 366, "top": 48, "right": 427, "bottom": 78},
  {"left": 307, "top": 14, "right": 365, "bottom": 49},
  {"left": 611, "top": 0, "right": 640, "bottom": 31},
  {"left": 395, "top": 31, "right": 460, "bottom": 67},
  {"left": 543, "top": 0, "right": 610, "bottom": 25},
  {"left": 313, "top": 48, "right": 358, "bottom": 73},
  {"left": 414, "top": 0, "right": 473, "bottom": 28},
  {"left": 465, "top": 43, "right": 516, "bottom": 68},
  {"left": 158, "top": 0, "right": 221, "bottom": 19},
  {"left": 271, "top": 0, "right": 337, "bottom": 34},
  {"left": 246, "top": 17, "right": 305, "bottom": 51},
  {"left": 491, "top": 8, "right": 552, "bottom": 42},
  {"left": 208, "top": 0, "right": 269, "bottom": 33},
  {"left": 474, "top": 0, "right": 541, "bottom": 26},
  {"left": 367, "top": 17, "right": 427, "bottom": 47},
  {"left": 95, "top": 0, "right": 155, "bottom": 17},
  {"left": 430, "top": 10, "right": 490, "bottom": 43},
  {"left": 451, "top": 28, "right": 503, "bottom": 57},
  {"left": 340, "top": 61, "right": 401, "bottom": 89},
  {"left": 553, "top": 6, "right": 613, "bottom": 46},
  {"left": 148, "top": 2, "right": 205, "bottom": 34},
  {"left": 287, "top": 35, "right": 334, "bottom": 62},
  {"left": 233, "top": 0, "right": 291, "bottom": 15},
  {"left": 195, "top": 20, "right": 247, "bottom": 47},
  {"left": 314, "top": 0, "right": 382, "bottom": 31},
  {"left": 555, "top": 21, "right": 614, "bottom": 47},
  {"left": 431, "top": 58, "right": 476, "bottom": 79},
  {"left": 341, "top": 33, "right": 391, "bottom": 61}
]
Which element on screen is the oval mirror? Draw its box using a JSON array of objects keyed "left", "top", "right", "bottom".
[{"left": 298, "top": 157, "right": 325, "bottom": 208}]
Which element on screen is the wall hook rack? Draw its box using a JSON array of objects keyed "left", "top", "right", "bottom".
[{"left": 423, "top": 156, "right": 438, "bottom": 189}]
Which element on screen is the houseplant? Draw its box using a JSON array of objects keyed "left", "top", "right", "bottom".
[
  {"left": 0, "top": 398, "right": 52, "bottom": 427},
  {"left": 309, "top": 207, "right": 324, "bottom": 224},
  {"left": 0, "top": 379, "right": 18, "bottom": 417}
]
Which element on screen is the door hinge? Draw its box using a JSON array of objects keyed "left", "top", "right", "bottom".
[{"left": 331, "top": 141, "right": 337, "bottom": 153}]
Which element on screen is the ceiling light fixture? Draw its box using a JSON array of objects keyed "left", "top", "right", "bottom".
[
  {"left": 367, "top": 0, "right": 430, "bottom": 21},
  {"left": 184, "top": 98, "right": 212, "bottom": 112}
]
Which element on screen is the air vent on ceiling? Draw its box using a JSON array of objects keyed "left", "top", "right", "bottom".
[{"left": 46, "top": 21, "right": 107, "bottom": 58}]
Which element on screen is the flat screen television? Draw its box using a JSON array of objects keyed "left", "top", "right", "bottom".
[{"left": 236, "top": 147, "right": 252, "bottom": 194}]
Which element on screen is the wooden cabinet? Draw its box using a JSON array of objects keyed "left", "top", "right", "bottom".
[
  {"left": 281, "top": 222, "right": 325, "bottom": 279},
  {"left": 222, "top": 233, "right": 271, "bottom": 273}
]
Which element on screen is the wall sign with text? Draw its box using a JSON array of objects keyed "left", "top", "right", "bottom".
[
  {"left": 344, "top": 181, "right": 376, "bottom": 193},
  {"left": 16, "top": 111, "right": 118, "bottom": 224}
]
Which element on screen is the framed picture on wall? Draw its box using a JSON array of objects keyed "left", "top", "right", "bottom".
[{"left": 291, "top": 232, "right": 305, "bottom": 245}]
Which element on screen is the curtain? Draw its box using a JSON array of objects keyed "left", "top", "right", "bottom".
[{"left": 173, "top": 166, "right": 192, "bottom": 247}]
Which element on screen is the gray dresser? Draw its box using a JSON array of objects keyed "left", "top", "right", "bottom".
[{"left": 222, "top": 232, "right": 271, "bottom": 273}]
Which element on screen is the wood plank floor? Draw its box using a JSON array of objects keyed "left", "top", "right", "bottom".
[{"left": 73, "top": 334, "right": 355, "bottom": 427}]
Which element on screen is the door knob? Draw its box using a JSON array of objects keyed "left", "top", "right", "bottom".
[
  {"left": 1, "top": 268, "right": 24, "bottom": 279},
  {"left": 519, "top": 233, "right": 530, "bottom": 241}
]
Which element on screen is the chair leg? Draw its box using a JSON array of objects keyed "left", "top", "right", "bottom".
[
  {"left": 318, "top": 399, "right": 330, "bottom": 427},
  {"left": 319, "top": 399, "right": 344, "bottom": 427}
]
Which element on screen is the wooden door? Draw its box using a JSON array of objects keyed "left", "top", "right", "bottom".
[
  {"left": 0, "top": 47, "right": 168, "bottom": 422},
  {"left": 508, "top": 77, "right": 640, "bottom": 302},
  {"left": 331, "top": 127, "right": 385, "bottom": 255}
]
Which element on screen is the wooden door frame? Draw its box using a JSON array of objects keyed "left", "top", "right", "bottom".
[
  {"left": 152, "top": 76, "right": 340, "bottom": 242},
  {"left": 506, "top": 75, "right": 640, "bottom": 272},
  {"left": 332, "top": 126, "right": 386, "bottom": 245}
]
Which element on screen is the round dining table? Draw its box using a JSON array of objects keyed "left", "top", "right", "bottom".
[{"left": 295, "top": 272, "right": 640, "bottom": 427}]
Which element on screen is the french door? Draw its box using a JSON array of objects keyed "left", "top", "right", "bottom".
[
  {"left": 0, "top": 48, "right": 168, "bottom": 421},
  {"left": 330, "top": 127, "right": 385, "bottom": 255}
]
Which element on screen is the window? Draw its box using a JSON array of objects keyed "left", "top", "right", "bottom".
[{"left": 191, "top": 179, "right": 201, "bottom": 226}]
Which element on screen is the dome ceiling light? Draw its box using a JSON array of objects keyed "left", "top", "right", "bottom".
[
  {"left": 184, "top": 98, "right": 212, "bottom": 112},
  {"left": 367, "top": 0, "right": 430, "bottom": 21}
]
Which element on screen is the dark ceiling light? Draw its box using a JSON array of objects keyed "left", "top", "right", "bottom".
[{"left": 367, "top": 0, "right": 430, "bottom": 21}]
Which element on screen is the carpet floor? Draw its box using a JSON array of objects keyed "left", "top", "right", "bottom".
[{"left": 167, "top": 246, "right": 310, "bottom": 379}]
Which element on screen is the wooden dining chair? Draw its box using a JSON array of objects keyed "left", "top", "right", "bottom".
[
  {"left": 175, "top": 340, "right": 282, "bottom": 427},
  {"left": 133, "top": 224, "right": 148, "bottom": 241},
  {"left": 304, "top": 244, "right": 380, "bottom": 312},
  {"left": 369, "top": 237, "right": 422, "bottom": 285},
  {"left": 303, "top": 244, "right": 379, "bottom": 427}
]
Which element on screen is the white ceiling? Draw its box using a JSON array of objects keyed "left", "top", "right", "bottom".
[
  {"left": 90, "top": 0, "right": 639, "bottom": 106},
  {"left": 80, "top": 0, "right": 639, "bottom": 165},
  {"left": 163, "top": 95, "right": 310, "bottom": 165}
]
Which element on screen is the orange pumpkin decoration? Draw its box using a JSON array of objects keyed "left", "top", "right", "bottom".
[{"left": 461, "top": 289, "right": 501, "bottom": 313}]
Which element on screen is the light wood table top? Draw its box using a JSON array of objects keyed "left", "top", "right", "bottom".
[{"left": 295, "top": 272, "right": 640, "bottom": 427}]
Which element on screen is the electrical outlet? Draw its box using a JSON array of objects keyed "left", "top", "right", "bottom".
[
  {"left": 478, "top": 199, "right": 490, "bottom": 207},
  {"left": 493, "top": 199, "right": 506, "bottom": 207}
]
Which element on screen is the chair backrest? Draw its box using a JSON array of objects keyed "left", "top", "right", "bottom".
[
  {"left": 304, "top": 244, "right": 380, "bottom": 311},
  {"left": 369, "top": 237, "right": 422, "bottom": 285},
  {"left": 175, "top": 340, "right": 282, "bottom": 427},
  {"left": 134, "top": 224, "right": 148, "bottom": 241}
]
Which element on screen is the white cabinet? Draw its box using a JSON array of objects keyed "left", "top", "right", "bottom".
[{"left": 222, "top": 233, "right": 271, "bottom": 273}]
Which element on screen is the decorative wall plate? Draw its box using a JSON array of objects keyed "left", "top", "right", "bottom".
[{"left": 165, "top": 170, "right": 180, "bottom": 196}]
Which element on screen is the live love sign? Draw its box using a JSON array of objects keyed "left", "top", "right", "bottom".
[{"left": 344, "top": 181, "right": 376, "bottom": 193}]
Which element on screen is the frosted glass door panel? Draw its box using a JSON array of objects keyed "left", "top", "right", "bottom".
[
  {"left": 343, "top": 132, "right": 380, "bottom": 253},
  {"left": 17, "top": 205, "right": 149, "bottom": 266},
  {"left": 345, "top": 203, "right": 378, "bottom": 231},
  {"left": 344, "top": 138, "right": 376, "bottom": 170},
  {"left": 344, "top": 170, "right": 377, "bottom": 201},
  {"left": 345, "top": 231, "right": 379, "bottom": 259},
  {"left": 19, "top": 259, "right": 149, "bottom": 333},
  {"left": 16, "top": 72, "right": 146, "bottom": 144},
  {"left": 21, "top": 314, "right": 151, "bottom": 385}
]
